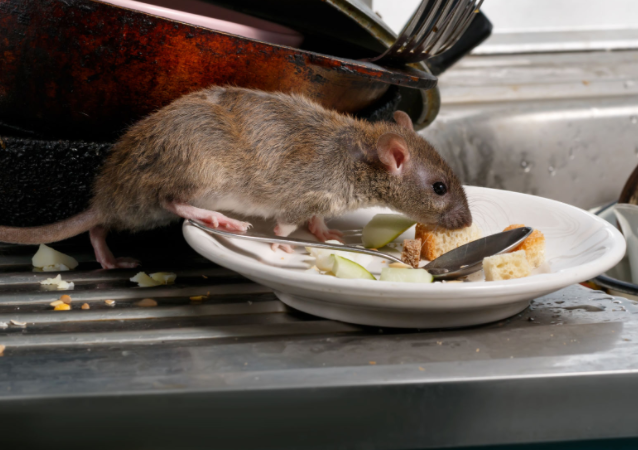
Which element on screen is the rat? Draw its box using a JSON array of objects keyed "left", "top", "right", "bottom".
[{"left": 0, "top": 86, "right": 472, "bottom": 269}]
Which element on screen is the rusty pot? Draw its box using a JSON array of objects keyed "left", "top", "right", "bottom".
[{"left": 0, "top": 0, "right": 436, "bottom": 140}]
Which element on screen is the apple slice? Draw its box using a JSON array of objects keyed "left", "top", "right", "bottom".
[
  {"left": 329, "top": 255, "right": 376, "bottom": 280},
  {"left": 380, "top": 267, "right": 433, "bottom": 283},
  {"left": 362, "top": 214, "right": 416, "bottom": 248},
  {"left": 32, "top": 244, "right": 79, "bottom": 270}
]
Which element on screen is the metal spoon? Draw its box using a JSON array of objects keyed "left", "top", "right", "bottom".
[{"left": 188, "top": 219, "right": 532, "bottom": 280}]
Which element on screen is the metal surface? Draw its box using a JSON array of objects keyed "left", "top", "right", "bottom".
[
  {"left": 2, "top": 227, "right": 638, "bottom": 448},
  {"left": 367, "top": 0, "right": 483, "bottom": 64},
  {"left": 424, "top": 226, "right": 532, "bottom": 279},
  {"left": 421, "top": 49, "right": 638, "bottom": 210}
]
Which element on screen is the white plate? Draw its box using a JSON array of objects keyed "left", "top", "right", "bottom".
[{"left": 183, "top": 187, "right": 626, "bottom": 328}]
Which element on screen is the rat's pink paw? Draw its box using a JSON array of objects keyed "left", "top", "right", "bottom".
[
  {"left": 271, "top": 243, "right": 295, "bottom": 254},
  {"left": 308, "top": 216, "right": 344, "bottom": 243}
]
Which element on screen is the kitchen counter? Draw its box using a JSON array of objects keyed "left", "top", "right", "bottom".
[{"left": 1, "top": 230, "right": 638, "bottom": 449}]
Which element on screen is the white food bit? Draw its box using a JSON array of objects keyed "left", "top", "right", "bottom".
[
  {"left": 130, "top": 272, "right": 177, "bottom": 287},
  {"left": 149, "top": 272, "right": 177, "bottom": 285},
  {"left": 130, "top": 272, "right": 161, "bottom": 287},
  {"left": 0, "top": 322, "right": 8, "bottom": 330},
  {"left": 10, "top": 320, "right": 26, "bottom": 327},
  {"left": 40, "top": 274, "right": 75, "bottom": 290},
  {"left": 41, "top": 264, "right": 70, "bottom": 272},
  {"left": 32, "top": 244, "right": 78, "bottom": 270},
  {"left": 388, "top": 262, "right": 412, "bottom": 269},
  {"left": 306, "top": 240, "right": 373, "bottom": 272}
]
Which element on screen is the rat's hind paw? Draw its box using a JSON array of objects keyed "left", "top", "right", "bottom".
[
  {"left": 308, "top": 216, "right": 344, "bottom": 243},
  {"left": 113, "top": 257, "right": 141, "bottom": 269}
]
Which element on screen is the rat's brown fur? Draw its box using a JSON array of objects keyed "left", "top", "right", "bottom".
[{"left": 0, "top": 86, "right": 471, "bottom": 267}]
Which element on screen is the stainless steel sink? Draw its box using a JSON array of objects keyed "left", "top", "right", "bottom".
[{"left": 421, "top": 50, "right": 638, "bottom": 209}]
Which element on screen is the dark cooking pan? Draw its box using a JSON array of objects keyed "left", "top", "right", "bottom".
[{"left": 0, "top": 0, "right": 436, "bottom": 141}]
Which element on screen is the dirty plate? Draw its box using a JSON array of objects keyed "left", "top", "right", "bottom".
[{"left": 183, "top": 187, "right": 625, "bottom": 328}]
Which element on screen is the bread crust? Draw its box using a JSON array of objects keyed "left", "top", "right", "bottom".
[{"left": 503, "top": 224, "right": 545, "bottom": 268}]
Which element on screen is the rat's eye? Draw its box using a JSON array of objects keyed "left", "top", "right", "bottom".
[{"left": 433, "top": 182, "right": 447, "bottom": 196}]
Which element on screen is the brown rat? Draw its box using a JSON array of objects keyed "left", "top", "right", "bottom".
[{"left": 0, "top": 86, "right": 471, "bottom": 268}]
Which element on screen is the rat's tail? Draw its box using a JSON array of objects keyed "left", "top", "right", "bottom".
[{"left": 0, "top": 209, "right": 101, "bottom": 244}]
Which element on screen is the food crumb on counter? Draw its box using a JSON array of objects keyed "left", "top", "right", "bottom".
[
  {"left": 81, "top": 303, "right": 90, "bottom": 310},
  {"left": 0, "top": 322, "right": 7, "bottom": 330},
  {"left": 49, "top": 300, "right": 64, "bottom": 307},
  {"left": 53, "top": 304, "right": 71, "bottom": 311},
  {"left": 10, "top": 320, "right": 26, "bottom": 327},
  {"left": 59, "top": 294, "right": 72, "bottom": 304},
  {"left": 0, "top": 345, "right": 5, "bottom": 357},
  {"left": 105, "top": 299, "right": 116, "bottom": 307},
  {"left": 40, "top": 274, "right": 75, "bottom": 290},
  {"left": 137, "top": 298, "right": 158, "bottom": 307},
  {"left": 369, "top": 361, "right": 376, "bottom": 365}
]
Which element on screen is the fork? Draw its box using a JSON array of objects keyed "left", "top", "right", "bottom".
[{"left": 367, "top": 0, "right": 484, "bottom": 65}]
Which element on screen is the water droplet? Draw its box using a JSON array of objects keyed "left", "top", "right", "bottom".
[
  {"left": 631, "top": 116, "right": 638, "bottom": 124},
  {"left": 548, "top": 166, "right": 556, "bottom": 176}
]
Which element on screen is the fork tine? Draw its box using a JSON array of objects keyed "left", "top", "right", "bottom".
[
  {"left": 404, "top": 0, "right": 460, "bottom": 60},
  {"left": 388, "top": 0, "right": 433, "bottom": 54},
  {"left": 402, "top": 0, "right": 455, "bottom": 57},
  {"left": 368, "top": 0, "right": 485, "bottom": 64},
  {"left": 437, "top": 0, "right": 484, "bottom": 53},
  {"left": 427, "top": 0, "right": 477, "bottom": 56}
]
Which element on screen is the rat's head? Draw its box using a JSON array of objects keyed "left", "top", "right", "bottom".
[{"left": 366, "top": 111, "right": 472, "bottom": 229}]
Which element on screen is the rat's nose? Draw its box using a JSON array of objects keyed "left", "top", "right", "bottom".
[{"left": 439, "top": 207, "right": 472, "bottom": 230}]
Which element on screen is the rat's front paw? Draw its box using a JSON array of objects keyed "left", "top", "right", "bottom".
[{"left": 271, "top": 243, "right": 295, "bottom": 254}]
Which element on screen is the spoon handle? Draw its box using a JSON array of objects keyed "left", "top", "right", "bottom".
[{"left": 187, "top": 219, "right": 405, "bottom": 264}]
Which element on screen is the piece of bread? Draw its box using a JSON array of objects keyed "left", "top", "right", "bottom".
[
  {"left": 483, "top": 250, "right": 531, "bottom": 281},
  {"left": 503, "top": 224, "right": 545, "bottom": 268},
  {"left": 415, "top": 223, "right": 482, "bottom": 260},
  {"left": 401, "top": 238, "right": 421, "bottom": 268}
]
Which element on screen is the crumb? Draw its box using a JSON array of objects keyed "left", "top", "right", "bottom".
[
  {"left": 401, "top": 238, "right": 421, "bottom": 268},
  {"left": 59, "top": 294, "right": 72, "bottom": 304},
  {"left": 54, "top": 304, "right": 71, "bottom": 311},
  {"left": 10, "top": 320, "right": 26, "bottom": 327},
  {"left": 105, "top": 299, "right": 115, "bottom": 307},
  {"left": 202, "top": 275, "right": 208, "bottom": 279},
  {"left": 190, "top": 295, "right": 206, "bottom": 301},
  {"left": 476, "top": 348, "right": 480, "bottom": 352},
  {"left": 137, "top": 298, "right": 158, "bottom": 307},
  {"left": 49, "top": 300, "right": 64, "bottom": 307},
  {"left": 369, "top": 361, "right": 376, "bottom": 365},
  {"left": 81, "top": 303, "right": 90, "bottom": 310},
  {"left": 0, "top": 345, "right": 4, "bottom": 357},
  {"left": 389, "top": 262, "right": 412, "bottom": 269},
  {"left": 418, "top": 367, "right": 425, "bottom": 371}
]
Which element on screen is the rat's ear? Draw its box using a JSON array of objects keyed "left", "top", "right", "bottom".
[
  {"left": 377, "top": 133, "right": 410, "bottom": 176},
  {"left": 393, "top": 111, "right": 414, "bottom": 131}
]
